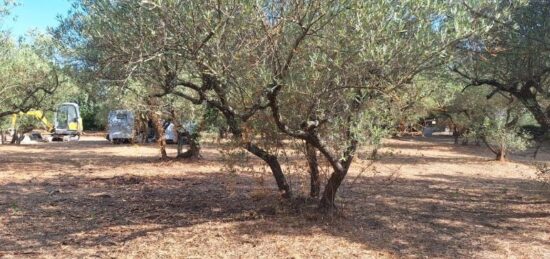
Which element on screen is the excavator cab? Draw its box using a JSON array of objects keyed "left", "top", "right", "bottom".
[{"left": 54, "top": 103, "right": 83, "bottom": 140}]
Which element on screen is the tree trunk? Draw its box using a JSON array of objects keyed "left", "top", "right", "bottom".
[
  {"left": 521, "top": 100, "right": 548, "bottom": 157},
  {"left": 245, "top": 142, "right": 291, "bottom": 198},
  {"left": 306, "top": 142, "right": 320, "bottom": 198},
  {"left": 317, "top": 138, "right": 358, "bottom": 211},
  {"left": 135, "top": 113, "right": 148, "bottom": 144},
  {"left": 515, "top": 89, "right": 549, "bottom": 137},
  {"left": 148, "top": 110, "right": 167, "bottom": 159},
  {"left": 10, "top": 129, "right": 17, "bottom": 144},
  {"left": 146, "top": 97, "right": 167, "bottom": 159},
  {"left": 318, "top": 145, "right": 356, "bottom": 211},
  {"left": 220, "top": 109, "right": 291, "bottom": 199},
  {"left": 17, "top": 133, "right": 24, "bottom": 144},
  {"left": 496, "top": 151, "right": 505, "bottom": 162},
  {"left": 319, "top": 167, "right": 348, "bottom": 210},
  {"left": 176, "top": 132, "right": 184, "bottom": 156},
  {"left": 496, "top": 144, "right": 506, "bottom": 162},
  {"left": 177, "top": 132, "right": 201, "bottom": 159},
  {"left": 453, "top": 126, "right": 460, "bottom": 145}
]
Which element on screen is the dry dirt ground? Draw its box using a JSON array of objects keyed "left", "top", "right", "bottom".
[{"left": 0, "top": 135, "right": 549, "bottom": 258}]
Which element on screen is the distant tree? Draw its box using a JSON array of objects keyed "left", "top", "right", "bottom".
[
  {"left": 434, "top": 83, "right": 533, "bottom": 161},
  {"left": 0, "top": 1, "right": 63, "bottom": 121},
  {"left": 0, "top": 40, "right": 60, "bottom": 119},
  {"left": 453, "top": 1, "right": 550, "bottom": 145},
  {"left": 478, "top": 107, "right": 531, "bottom": 162}
]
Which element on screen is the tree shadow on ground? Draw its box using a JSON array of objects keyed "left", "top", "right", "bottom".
[
  {"left": 379, "top": 136, "right": 550, "bottom": 165},
  {"left": 0, "top": 173, "right": 273, "bottom": 255},
  {"left": 238, "top": 174, "right": 550, "bottom": 257},
  {"left": 0, "top": 144, "right": 223, "bottom": 173},
  {"left": 1, "top": 170, "right": 549, "bottom": 258}
]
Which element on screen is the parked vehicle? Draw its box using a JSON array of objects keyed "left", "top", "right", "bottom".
[
  {"left": 53, "top": 103, "right": 83, "bottom": 141},
  {"left": 9, "top": 103, "right": 83, "bottom": 142},
  {"left": 107, "top": 110, "right": 135, "bottom": 144},
  {"left": 107, "top": 109, "right": 178, "bottom": 144}
]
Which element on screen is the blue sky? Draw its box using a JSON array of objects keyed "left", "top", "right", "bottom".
[{"left": 4, "top": 0, "right": 72, "bottom": 39}]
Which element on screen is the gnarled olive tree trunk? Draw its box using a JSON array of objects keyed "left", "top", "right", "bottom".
[
  {"left": 306, "top": 142, "right": 321, "bottom": 198},
  {"left": 267, "top": 85, "right": 360, "bottom": 210},
  {"left": 166, "top": 79, "right": 292, "bottom": 198},
  {"left": 177, "top": 131, "right": 201, "bottom": 159},
  {"left": 245, "top": 142, "right": 291, "bottom": 198},
  {"left": 146, "top": 98, "right": 167, "bottom": 159},
  {"left": 482, "top": 136, "right": 507, "bottom": 162},
  {"left": 317, "top": 139, "right": 357, "bottom": 210}
]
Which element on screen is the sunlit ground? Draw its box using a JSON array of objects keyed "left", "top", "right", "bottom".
[{"left": 0, "top": 136, "right": 549, "bottom": 258}]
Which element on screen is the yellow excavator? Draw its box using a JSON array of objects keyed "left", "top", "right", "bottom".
[{"left": 10, "top": 103, "right": 83, "bottom": 142}]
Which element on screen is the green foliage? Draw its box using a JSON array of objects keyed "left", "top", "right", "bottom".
[
  {"left": 439, "top": 83, "right": 533, "bottom": 158},
  {"left": 0, "top": 40, "right": 59, "bottom": 116},
  {"left": 54, "top": 0, "right": 488, "bottom": 157},
  {"left": 75, "top": 93, "right": 104, "bottom": 130},
  {"left": 12, "top": 114, "right": 41, "bottom": 133},
  {"left": 480, "top": 112, "right": 532, "bottom": 153},
  {"left": 202, "top": 104, "right": 226, "bottom": 133},
  {"left": 353, "top": 105, "right": 395, "bottom": 147},
  {"left": 451, "top": 0, "right": 550, "bottom": 134}
]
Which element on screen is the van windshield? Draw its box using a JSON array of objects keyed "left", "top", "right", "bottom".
[{"left": 116, "top": 114, "right": 127, "bottom": 120}]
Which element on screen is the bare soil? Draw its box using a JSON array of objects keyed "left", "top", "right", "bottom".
[{"left": 0, "top": 136, "right": 549, "bottom": 258}]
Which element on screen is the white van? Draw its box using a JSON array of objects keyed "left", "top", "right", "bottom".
[
  {"left": 108, "top": 110, "right": 135, "bottom": 143},
  {"left": 107, "top": 110, "right": 178, "bottom": 144}
]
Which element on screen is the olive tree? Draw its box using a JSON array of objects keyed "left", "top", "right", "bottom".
[
  {"left": 0, "top": 39, "right": 60, "bottom": 120},
  {"left": 0, "top": 1, "right": 62, "bottom": 121},
  {"left": 438, "top": 84, "right": 532, "bottom": 161},
  {"left": 261, "top": 0, "right": 482, "bottom": 209},
  {"left": 56, "top": 0, "right": 294, "bottom": 196},
  {"left": 479, "top": 109, "right": 531, "bottom": 162},
  {"left": 453, "top": 1, "right": 550, "bottom": 143},
  {"left": 57, "top": 0, "right": 485, "bottom": 209}
]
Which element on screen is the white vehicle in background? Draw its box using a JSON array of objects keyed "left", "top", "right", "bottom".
[
  {"left": 164, "top": 122, "right": 178, "bottom": 144},
  {"left": 107, "top": 109, "right": 178, "bottom": 144},
  {"left": 107, "top": 110, "right": 135, "bottom": 144}
]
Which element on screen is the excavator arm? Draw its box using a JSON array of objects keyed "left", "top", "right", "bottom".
[{"left": 11, "top": 110, "right": 54, "bottom": 132}]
